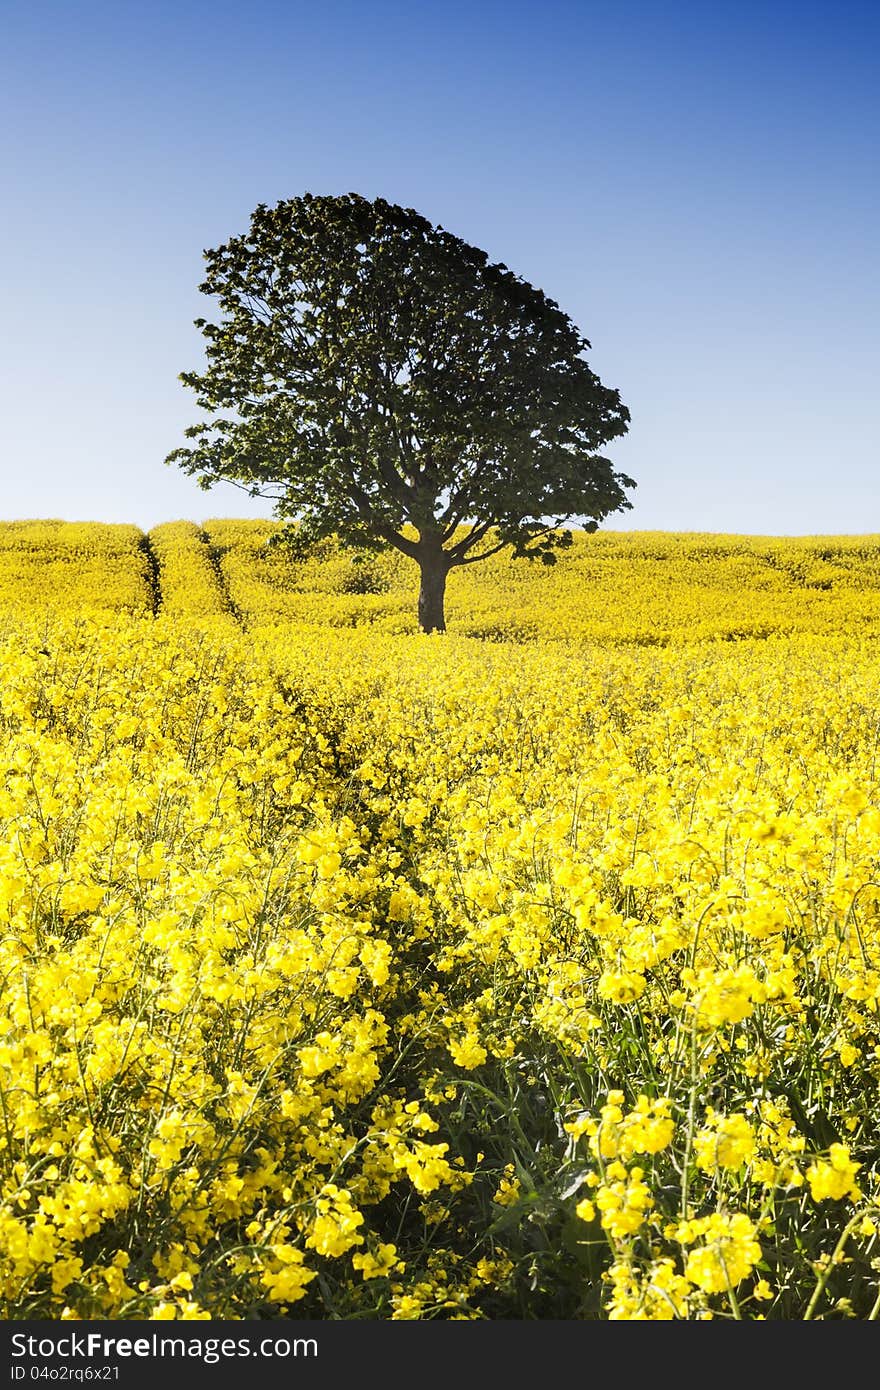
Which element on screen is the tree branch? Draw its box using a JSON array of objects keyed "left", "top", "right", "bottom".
[
  {"left": 345, "top": 479, "right": 420, "bottom": 559},
  {"left": 447, "top": 518, "right": 494, "bottom": 561},
  {"left": 454, "top": 538, "right": 510, "bottom": 566}
]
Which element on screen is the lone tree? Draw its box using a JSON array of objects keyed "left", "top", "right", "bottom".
[{"left": 166, "top": 193, "right": 634, "bottom": 632}]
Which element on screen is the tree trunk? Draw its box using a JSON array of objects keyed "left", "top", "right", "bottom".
[{"left": 417, "top": 553, "right": 448, "bottom": 633}]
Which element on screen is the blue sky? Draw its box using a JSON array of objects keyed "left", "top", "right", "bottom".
[{"left": 1, "top": 0, "right": 877, "bottom": 534}]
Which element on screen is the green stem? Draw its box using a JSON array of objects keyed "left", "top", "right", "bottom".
[
  {"left": 803, "top": 1207, "right": 879, "bottom": 1320},
  {"left": 680, "top": 1019, "right": 700, "bottom": 1220}
]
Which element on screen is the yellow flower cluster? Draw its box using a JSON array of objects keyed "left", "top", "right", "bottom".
[
  {"left": 566, "top": 1092, "right": 675, "bottom": 1160},
  {"left": 148, "top": 522, "right": 235, "bottom": 622},
  {"left": 201, "top": 523, "right": 880, "bottom": 642},
  {"left": 678, "top": 1213, "right": 762, "bottom": 1295},
  {"left": 0, "top": 522, "right": 151, "bottom": 617},
  {"left": 806, "top": 1145, "right": 861, "bottom": 1202},
  {"left": 0, "top": 523, "right": 879, "bottom": 1318}
]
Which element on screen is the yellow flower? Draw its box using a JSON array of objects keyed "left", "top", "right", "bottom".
[
  {"left": 492, "top": 1165, "right": 521, "bottom": 1208},
  {"left": 694, "top": 1112, "right": 755, "bottom": 1171},
  {"left": 806, "top": 1144, "right": 862, "bottom": 1202},
  {"left": 448, "top": 1033, "right": 488, "bottom": 1069},
  {"left": 304, "top": 1186, "right": 365, "bottom": 1258},
  {"left": 595, "top": 1164, "right": 654, "bottom": 1240},
  {"left": 682, "top": 1213, "right": 761, "bottom": 1293},
  {"left": 606, "top": 1257, "right": 691, "bottom": 1320},
  {"left": 352, "top": 1244, "right": 402, "bottom": 1279},
  {"left": 689, "top": 965, "right": 761, "bottom": 1029},
  {"left": 261, "top": 1249, "right": 316, "bottom": 1304},
  {"left": 597, "top": 970, "right": 647, "bottom": 1005}
]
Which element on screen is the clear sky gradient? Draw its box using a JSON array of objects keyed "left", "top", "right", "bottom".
[{"left": 2, "top": 0, "right": 877, "bottom": 534}]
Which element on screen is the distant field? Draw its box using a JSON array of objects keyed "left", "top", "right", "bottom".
[
  {"left": 4, "top": 518, "right": 880, "bottom": 640},
  {"left": 2, "top": 520, "right": 880, "bottom": 1320}
]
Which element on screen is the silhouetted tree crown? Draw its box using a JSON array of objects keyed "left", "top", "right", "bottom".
[{"left": 166, "top": 192, "right": 634, "bottom": 630}]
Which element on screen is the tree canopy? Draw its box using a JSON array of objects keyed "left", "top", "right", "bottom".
[{"left": 166, "top": 192, "right": 634, "bottom": 630}]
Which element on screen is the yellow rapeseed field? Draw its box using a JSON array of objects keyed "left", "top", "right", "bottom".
[{"left": 2, "top": 520, "right": 880, "bottom": 1319}]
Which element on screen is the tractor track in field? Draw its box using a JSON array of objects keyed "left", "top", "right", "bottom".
[
  {"left": 196, "top": 527, "right": 245, "bottom": 626},
  {"left": 137, "top": 532, "right": 162, "bottom": 616}
]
